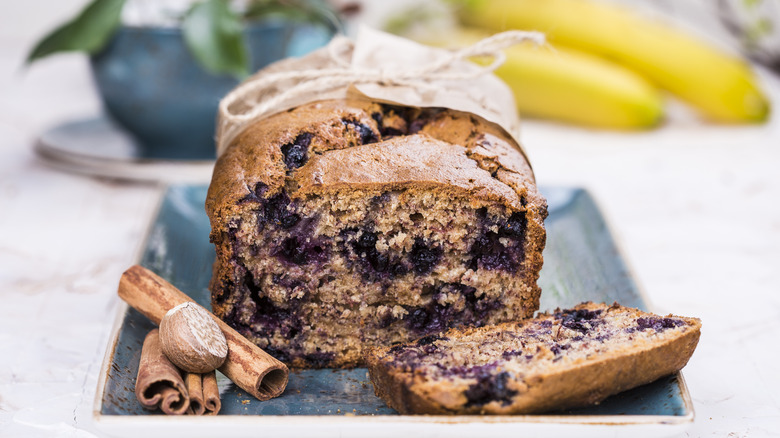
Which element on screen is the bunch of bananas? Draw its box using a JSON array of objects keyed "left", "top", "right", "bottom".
[{"left": 430, "top": 0, "right": 771, "bottom": 129}]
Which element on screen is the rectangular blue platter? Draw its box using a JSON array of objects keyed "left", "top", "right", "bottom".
[{"left": 98, "top": 185, "right": 691, "bottom": 419}]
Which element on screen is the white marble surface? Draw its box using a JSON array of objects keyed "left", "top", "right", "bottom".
[{"left": 2, "top": 1, "right": 780, "bottom": 437}]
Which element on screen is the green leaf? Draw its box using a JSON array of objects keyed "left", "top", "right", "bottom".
[
  {"left": 26, "top": 0, "right": 126, "bottom": 63},
  {"left": 182, "top": 0, "right": 249, "bottom": 78}
]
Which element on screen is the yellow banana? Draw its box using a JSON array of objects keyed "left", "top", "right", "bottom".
[
  {"left": 494, "top": 43, "right": 663, "bottom": 129},
  {"left": 458, "top": 0, "right": 770, "bottom": 123},
  {"left": 424, "top": 29, "right": 663, "bottom": 129}
]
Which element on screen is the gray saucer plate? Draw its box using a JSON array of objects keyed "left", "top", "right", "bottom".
[
  {"left": 35, "top": 117, "right": 214, "bottom": 183},
  {"left": 93, "top": 185, "right": 694, "bottom": 438}
]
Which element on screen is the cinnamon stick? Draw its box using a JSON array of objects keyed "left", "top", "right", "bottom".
[
  {"left": 118, "top": 265, "right": 288, "bottom": 401},
  {"left": 135, "top": 329, "right": 190, "bottom": 415},
  {"left": 184, "top": 371, "right": 221, "bottom": 415},
  {"left": 203, "top": 371, "right": 221, "bottom": 415},
  {"left": 185, "top": 372, "right": 205, "bottom": 415}
]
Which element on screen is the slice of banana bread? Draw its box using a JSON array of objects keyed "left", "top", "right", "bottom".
[
  {"left": 206, "top": 99, "right": 547, "bottom": 368},
  {"left": 365, "top": 302, "right": 701, "bottom": 414}
]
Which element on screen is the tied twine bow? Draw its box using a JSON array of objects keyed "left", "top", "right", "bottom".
[{"left": 216, "top": 30, "right": 545, "bottom": 156}]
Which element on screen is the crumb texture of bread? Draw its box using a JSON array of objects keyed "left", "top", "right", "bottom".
[
  {"left": 206, "top": 99, "right": 547, "bottom": 368},
  {"left": 365, "top": 302, "right": 702, "bottom": 414}
]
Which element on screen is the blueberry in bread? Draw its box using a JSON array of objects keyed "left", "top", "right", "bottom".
[
  {"left": 365, "top": 302, "right": 701, "bottom": 414},
  {"left": 206, "top": 99, "right": 547, "bottom": 368}
]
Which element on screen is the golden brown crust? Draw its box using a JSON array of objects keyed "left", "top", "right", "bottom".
[
  {"left": 366, "top": 302, "right": 702, "bottom": 415},
  {"left": 206, "top": 100, "right": 372, "bottom": 229},
  {"left": 294, "top": 135, "right": 524, "bottom": 210}
]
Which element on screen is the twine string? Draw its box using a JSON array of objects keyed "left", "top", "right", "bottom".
[{"left": 217, "top": 30, "right": 545, "bottom": 155}]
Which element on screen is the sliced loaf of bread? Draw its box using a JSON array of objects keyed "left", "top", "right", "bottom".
[
  {"left": 365, "top": 302, "right": 701, "bottom": 414},
  {"left": 207, "top": 99, "right": 547, "bottom": 368}
]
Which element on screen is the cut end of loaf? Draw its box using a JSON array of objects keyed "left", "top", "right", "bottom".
[{"left": 212, "top": 184, "right": 540, "bottom": 367}]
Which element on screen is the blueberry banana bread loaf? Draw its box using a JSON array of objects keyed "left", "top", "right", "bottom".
[
  {"left": 206, "top": 99, "right": 547, "bottom": 368},
  {"left": 366, "top": 302, "right": 701, "bottom": 414}
]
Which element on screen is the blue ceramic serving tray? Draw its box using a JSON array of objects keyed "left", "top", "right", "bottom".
[{"left": 93, "top": 185, "right": 693, "bottom": 438}]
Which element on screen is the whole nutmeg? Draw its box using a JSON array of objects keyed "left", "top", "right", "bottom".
[{"left": 159, "top": 302, "right": 228, "bottom": 373}]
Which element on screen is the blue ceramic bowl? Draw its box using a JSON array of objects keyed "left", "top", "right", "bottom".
[{"left": 90, "top": 20, "right": 336, "bottom": 160}]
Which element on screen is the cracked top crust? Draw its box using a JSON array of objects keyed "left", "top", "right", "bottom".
[
  {"left": 294, "top": 135, "right": 524, "bottom": 209},
  {"left": 206, "top": 99, "right": 547, "bottom": 233}
]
